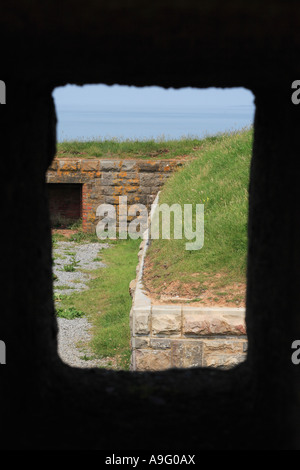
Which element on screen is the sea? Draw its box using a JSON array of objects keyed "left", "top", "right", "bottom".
[{"left": 55, "top": 104, "right": 255, "bottom": 142}]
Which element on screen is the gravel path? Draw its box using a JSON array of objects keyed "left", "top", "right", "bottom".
[
  {"left": 53, "top": 241, "right": 109, "bottom": 296},
  {"left": 53, "top": 240, "right": 113, "bottom": 368},
  {"left": 57, "top": 317, "right": 113, "bottom": 368}
]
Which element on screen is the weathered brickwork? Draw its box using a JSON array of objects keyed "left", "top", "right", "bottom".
[{"left": 46, "top": 158, "right": 182, "bottom": 232}]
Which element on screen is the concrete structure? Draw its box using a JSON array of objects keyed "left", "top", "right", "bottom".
[{"left": 46, "top": 158, "right": 182, "bottom": 231}]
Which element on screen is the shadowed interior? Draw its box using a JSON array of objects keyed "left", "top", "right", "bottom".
[{"left": 48, "top": 183, "right": 82, "bottom": 226}]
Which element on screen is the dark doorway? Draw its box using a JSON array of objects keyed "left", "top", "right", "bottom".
[{"left": 48, "top": 183, "right": 82, "bottom": 228}]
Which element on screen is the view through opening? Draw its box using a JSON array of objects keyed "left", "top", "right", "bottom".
[{"left": 50, "top": 84, "right": 254, "bottom": 372}]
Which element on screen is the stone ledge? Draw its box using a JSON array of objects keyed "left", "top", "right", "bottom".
[
  {"left": 152, "top": 306, "right": 182, "bottom": 336},
  {"left": 183, "top": 307, "right": 246, "bottom": 336},
  {"left": 133, "top": 306, "right": 151, "bottom": 335}
]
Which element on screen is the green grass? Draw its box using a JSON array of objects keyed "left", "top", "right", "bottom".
[
  {"left": 56, "top": 306, "right": 85, "bottom": 319},
  {"left": 52, "top": 228, "right": 100, "bottom": 244},
  {"left": 56, "top": 134, "right": 224, "bottom": 160},
  {"left": 68, "top": 230, "right": 99, "bottom": 243},
  {"left": 55, "top": 238, "right": 140, "bottom": 369},
  {"left": 52, "top": 232, "right": 68, "bottom": 244},
  {"left": 144, "top": 128, "right": 253, "bottom": 300}
]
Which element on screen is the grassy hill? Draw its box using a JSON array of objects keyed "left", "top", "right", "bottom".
[
  {"left": 56, "top": 135, "right": 224, "bottom": 160},
  {"left": 143, "top": 128, "right": 253, "bottom": 307}
]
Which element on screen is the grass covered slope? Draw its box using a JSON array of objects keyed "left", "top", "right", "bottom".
[
  {"left": 56, "top": 135, "right": 223, "bottom": 160},
  {"left": 143, "top": 129, "right": 253, "bottom": 307}
]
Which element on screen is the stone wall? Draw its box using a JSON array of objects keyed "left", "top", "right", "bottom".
[
  {"left": 46, "top": 158, "right": 182, "bottom": 232},
  {"left": 130, "top": 194, "right": 247, "bottom": 371},
  {"left": 131, "top": 305, "right": 247, "bottom": 371}
]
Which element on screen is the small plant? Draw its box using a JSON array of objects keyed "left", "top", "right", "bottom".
[
  {"left": 68, "top": 218, "right": 83, "bottom": 230},
  {"left": 53, "top": 273, "right": 58, "bottom": 281},
  {"left": 63, "top": 264, "right": 75, "bottom": 272},
  {"left": 186, "top": 298, "right": 202, "bottom": 303},
  {"left": 63, "top": 255, "right": 80, "bottom": 272},
  {"left": 52, "top": 232, "right": 68, "bottom": 245},
  {"left": 80, "top": 354, "right": 95, "bottom": 361},
  {"left": 54, "top": 292, "right": 64, "bottom": 302},
  {"left": 56, "top": 306, "right": 85, "bottom": 319}
]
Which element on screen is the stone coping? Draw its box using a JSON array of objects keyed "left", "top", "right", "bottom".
[{"left": 48, "top": 158, "right": 183, "bottom": 173}]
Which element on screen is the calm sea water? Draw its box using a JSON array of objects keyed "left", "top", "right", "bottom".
[{"left": 55, "top": 104, "right": 254, "bottom": 142}]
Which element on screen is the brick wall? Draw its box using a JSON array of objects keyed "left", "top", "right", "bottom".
[{"left": 46, "top": 158, "right": 182, "bottom": 232}]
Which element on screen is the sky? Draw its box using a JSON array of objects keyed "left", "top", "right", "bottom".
[
  {"left": 52, "top": 85, "right": 255, "bottom": 141},
  {"left": 53, "top": 84, "right": 254, "bottom": 109}
]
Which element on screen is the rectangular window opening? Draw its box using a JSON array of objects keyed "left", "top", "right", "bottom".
[
  {"left": 49, "top": 84, "right": 254, "bottom": 373},
  {"left": 48, "top": 183, "right": 82, "bottom": 229}
]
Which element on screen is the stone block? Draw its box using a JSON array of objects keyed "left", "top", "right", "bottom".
[
  {"left": 100, "top": 186, "right": 122, "bottom": 196},
  {"left": 124, "top": 186, "right": 138, "bottom": 193},
  {"left": 116, "top": 171, "right": 140, "bottom": 186},
  {"left": 139, "top": 173, "right": 160, "bottom": 187},
  {"left": 138, "top": 161, "right": 161, "bottom": 172},
  {"left": 202, "top": 339, "right": 246, "bottom": 369},
  {"left": 203, "top": 354, "right": 246, "bottom": 369},
  {"left": 129, "top": 279, "right": 137, "bottom": 298},
  {"left": 152, "top": 306, "right": 181, "bottom": 336},
  {"left": 160, "top": 162, "right": 172, "bottom": 172},
  {"left": 159, "top": 161, "right": 181, "bottom": 172},
  {"left": 138, "top": 186, "right": 152, "bottom": 194},
  {"left": 132, "top": 337, "right": 150, "bottom": 349},
  {"left": 58, "top": 160, "right": 79, "bottom": 171},
  {"left": 103, "top": 196, "right": 119, "bottom": 205},
  {"left": 183, "top": 308, "right": 246, "bottom": 336},
  {"left": 100, "top": 173, "right": 118, "bottom": 186},
  {"left": 171, "top": 341, "right": 202, "bottom": 368},
  {"left": 121, "top": 160, "right": 137, "bottom": 171},
  {"left": 150, "top": 338, "right": 172, "bottom": 349},
  {"left": 135, "top": 349, "right": 171, "bottom": 371},
  {"left": 81, "top": 160, "right": 100, "bottom": 172},
  {"left": 99, "top": 160, "right": 121, "bottom": 172},
  {"left": 133, "top": 307, "right": 151, "bottom": 335}
]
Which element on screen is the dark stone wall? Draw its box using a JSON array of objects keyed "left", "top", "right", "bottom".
[{"left": 0, "top": 2, "right": 299, "bottom": 450}]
